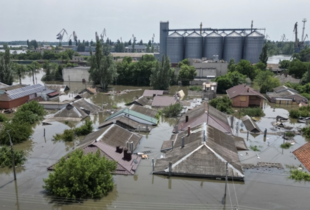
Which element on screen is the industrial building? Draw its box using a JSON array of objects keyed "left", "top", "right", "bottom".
[{"left": 160, "top": 22, "right": 265, "bottom": 64}]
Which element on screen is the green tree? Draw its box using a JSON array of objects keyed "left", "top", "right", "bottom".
[
  {"left": 150, "top": 55, "right": 173, "bottom": 90},
  {"left": 88, "top": 40, "right": 118, "bottom": 89},
  {"left": 178, "top": 59, "right": 190, "bottom": 68},
  {"left": 255, "top": 61, "right": 266, "bottom": 70},
  {"left": 254, "top": 70, "right": 274, "bottom": 86},
  {"left": 27, "top": 61, "right": 40, "bottom": 84},
  {"left": 13, "top": 63, "right": 26, "bottom": 84},
  {"left": 288, "top": 59, "right": 307, "bottom": 78},
  {"left": 0, "top": 146, "right": 26, "bottom": 168},
  {"left": 215, "top": 71, "right": 246, "bottom": 93},
  {"left": 178, "top": 65, "right": 197, "bottom": 85},
  {"left": 260, "top": 76, "right": 281, "bottom": 93},
  {"left": 279, "top": 60, "right": 290, "bottom": 69},
  {"left": 259, "top": 43, "right": 268, "bottom": 65},
  {"left": 209, "top": 96, "right": 234, "bottom": 114},
  {"left": 43, "top": 149, "right": 117, "bottom": 199},
  {"left": 235, "top": 60, "right": 256, "bottom": 81},
  {"left": 0, "top": 121, "right": 32, "bottom": 145},
  {"left": 228, "top": 58, "right": 236, "bottom": 72},
  {"left": 0, "top": 48, "right": 14, "bottom": 85}
]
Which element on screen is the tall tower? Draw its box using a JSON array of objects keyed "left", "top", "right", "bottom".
[{"left": 160, "top": 21, "right": 169, "bottom": 59}]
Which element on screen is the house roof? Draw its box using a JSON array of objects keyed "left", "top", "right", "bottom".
[
  {"left": 0, "top": 82, "right": 9, "bottom": 89},
  {"left": 0, "top": 84, "right": 25, "bottom": 91},
  {"left": 154, "top": 123, "right": 244, "bottom": 180},
  {"left": 152, "top": 96, "right": 176, "bottom": 107},
  {"left": 126, "top": 96, "right": 152, "bottom": 106},
  {"left": 0, "top": 84, "right": 46, "bottom": 101},
  {"left": 232, "top": 135, "right": 248, "bottom": 150},
  {"left": 78, "top": 124, "right": 143, "bottom": 150},
  {"left": 105, "top": 108, "right": 158, "bottom": 125},
  {"left": 273, "top": 85, "right": 298, "bottom": 93},
  {"left": 142, "top": 90, "right": 164, "bottom": 97},
  {"left": 45, "top": 84, "right": 69, "bottom": 92},
  {"left": 226, "top": 84, "right": 266, "bottom": 100},
  {"left": 71, "top": 98, "right": 102, "bottom": 114},
  {"left": 266, "top": 90, "right": 308, "bottom": 101},
  {"left": 129, "top": 104, "right": 158, "bottom": 118},
  {"left": 293, "top": 142, "right": 310, "bottom": 172},
  {"left": 241, "top": 115, "right": 261, "bottom": 133},
  {"left": 98, "top": 116, "right": 152, "bottom": 132}
]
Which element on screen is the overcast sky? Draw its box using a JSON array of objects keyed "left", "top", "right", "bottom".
[{"left": 1, "top": 0, "right": 309, "bottom": 42}]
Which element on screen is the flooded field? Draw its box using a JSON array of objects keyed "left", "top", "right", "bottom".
[{"left": 1, "top": 73, "right": 310, "bottom": 210}]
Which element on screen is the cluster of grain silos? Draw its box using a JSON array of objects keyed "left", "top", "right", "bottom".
[{"left": 160, "top": 22, "right": 265, "bottom": 64}]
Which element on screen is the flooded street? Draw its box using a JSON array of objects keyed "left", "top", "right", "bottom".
[{"left": 1, "top": 72, "right": 310, "bottom": 210}]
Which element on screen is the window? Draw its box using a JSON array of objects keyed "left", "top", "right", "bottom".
[{"left": 240, "top": 96, "right": 247, "bottom": 102}]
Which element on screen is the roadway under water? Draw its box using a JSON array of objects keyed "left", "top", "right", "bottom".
[{"left": 1, "top": 72, "right": 310, "bottom": 210}]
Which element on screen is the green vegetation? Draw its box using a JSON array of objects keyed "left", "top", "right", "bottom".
[
  {"left": 150, "top": 56, "right": 176, "bottom": 90},
  {"left": 287, "top": 59, "right": 309, "bottom": 79},
  {"left": 43, "top": 149, "right": 117, "bottom": 199},
  {"left": 0, "top": 48, "right": 14, "bottom": 85},
  {"left": 0, "top": 114, "right": 8, "bottom": 122},
  {"left": 301, "top": 126, "right": 310, "bottom": 138},
  {"left": 155, "top": 110, "right": 162, "bottom": 120},
  {"left": 0, "top": 101, "right": 45, "bottom": 145},
  {"left": 259, "top": 43, "right": 268, "bottom": 65},
  {"left": 54, "top": 129, "right": 74, "bottom": 142},
  {"left": 0, "top": 146, "right": 26, "bottom": 168},
  {"left": 292, "top": 46, "right": 310, "bottom": 62},
  {"left": 267, "top": 41, "right": 294, "bottom": 56},
  {"left": 280, "top": 143, "right": 292, "bottom": 149},
  {"left": 259, "top": 76, "right": 281, "bottom": 93},
  {"left": 178, "top": 60, "right": 197, "bottom": 85},
  {"left": 209, "top": 96, "right": 234, "bottom": 114},
  {"left": 162, "top": 103, "right": 183, "bottom": 117},
  {"left": 74, "top": 120, "right": 93, "bottom": 136},
  {"left": 250, "top": 145, "right": 260, "bottom": 151},
  {"left": 241, "top": 107, "right": 265, "bottom": 117},
  {"left": 88, "top": 40, "right": 118, "bottom": 90},
  {"left": 189, "top": 86, "right": 202, "bottom": 91},
  {"left": 289, "top": 106, "right": 310, "bottom": 118},
  {"left": 285, "top": 131, "right": 295, "bottom": 137},
  {"left": 215, "top": 71, "right": 247, "bottom": 93},
  {"left": 42, "top": 61, "right": 64, "bottom": 81},
  {"left": 289, "top": 169, "right": 310, "bottom": 181}
]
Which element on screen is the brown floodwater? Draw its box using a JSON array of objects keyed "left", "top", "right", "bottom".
[{"left": 1, "top": 72, "right": 310, "bottom": 209}]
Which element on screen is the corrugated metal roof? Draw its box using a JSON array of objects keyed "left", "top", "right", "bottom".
[
  {"left": 6, "top": 84, "right": 45, "bottom": 100},
  {"left": 105, "top": 108, "right": 158, "bottom": 125}
]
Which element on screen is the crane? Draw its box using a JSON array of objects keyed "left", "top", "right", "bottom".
[
  {"left": 95, "top": 32, "right": 99, "bottom": 42},
  {"left": 68, "top": 34, "right": 72, "bottom": 42},
  {"left": 302, "top": 18, "right": 307, "bottom": 42},
  {"left": 302, "top": 34, "right": 308, "bottom": 42},
  {"left": 152, "top": 34, "right": 155, "bottom": 44},
  {"left": 132, "top": 34, "right": 136, "bottom": 52},
  {"left": 100, "top": 29, "right": 106, "bottom": 42},
  {"left": 56, "top": 28, "right": 68, "bottom": 43},
  {"left": 293, "top": 22, "right": 299, "bottom": 48},
  {"left": 281, "top": 34, "right": 286, "bottom": 42},
  {"left": 73, "top": 31, "right": 78, "bottom": 46}
]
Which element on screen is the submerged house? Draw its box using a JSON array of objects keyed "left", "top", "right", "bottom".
[
  {"left": 0, "top": 84, "right": 47, "bottom": 109},
  {"left": 293, "top": 142, "right": 310, "bottom": 172},
  {"left": 49, "top": 124, "right": 143, "bottom": 175},
  {"left": 152, "top": 96, "right": 176, "bottom": 108},
  {"left": 226, "top": 84, "right": 266, "bottom": 108},
  {"left": 154, "top": 122, "right": 244, "bottom": 181},
  {"left": 266, "top": 85, "right": 308, "bottom": 105},
  {"left": 51, "top": 98, "right": 102, "bottom": 121},
  {"left": 143, "top": 90, "right": 164, "bottom": 97},
  {"left": 45, "top": 84, "right": 70, "bottom": 95},
  {"left": 126, "top": 96, "right": 152, "bottom": 106},
  {"left": 129, "top": 104, "right": 158, "bottom": 118}
]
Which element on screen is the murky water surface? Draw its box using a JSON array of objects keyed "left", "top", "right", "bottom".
[{"left": 1, "top": 72, "right": 310, "bottom": 210}]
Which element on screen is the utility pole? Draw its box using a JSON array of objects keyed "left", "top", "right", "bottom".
[
  {"left": 222, "top": 161, "right": 228, "bottom": 205},
  {"left": 7, "top": 131, "right": 16, "bottom": 180}
]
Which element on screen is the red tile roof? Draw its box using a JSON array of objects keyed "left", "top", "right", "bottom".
[
  {"left": 293, "top": 142, "right": 310, "bottom": 172},
  {"left": 226, "top": 84, "right": 266, "bottom": 100}
]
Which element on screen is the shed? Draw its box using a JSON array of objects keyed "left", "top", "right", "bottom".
[
  {"left": 152, "top": 96, "right": 176, "bottom": 107},
  {"left": 241, "top": 115, "right": 261, "bottom": 133}
]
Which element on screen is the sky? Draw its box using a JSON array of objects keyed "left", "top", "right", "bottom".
[{"left": 1, "top": 0, "right": 310, "bottom": 43}]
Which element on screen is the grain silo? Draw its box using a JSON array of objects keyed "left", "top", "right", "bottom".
[
  {"left": 204, "top": 31, "right": 223, "bottom": 59},
  {"left": 223, "top": 31, "right": 243, "bottom": 63},
  {"left": 185, "top": 31, "right": 202, "bottom": 59},
  {"left": 243, "top": 31, "right": 265, "bottom": 63},
  {"left": 166, "top": 32, "right": 184, "bottom": 63}
]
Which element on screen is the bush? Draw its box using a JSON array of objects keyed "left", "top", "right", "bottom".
[
  {"left": 285, "top": 131, "right": 295, "bottom": 137},
  {"left": 289, "top": 169, "right": 310, "bottom": 181},
  {"left": 301, "top": 126, "right": 310, "bottom": 138},
  {"left": 0, "top": 122, "right": 32, "bottom": 145},
  {"left": 280, "top": 143, "right": 292, "bottom": 149},
  {"left": 250, "top": 145, "right": 260, "bottom": 151},
  {"left": 74, "top": 120, "right": 93, "bottom": 136},
  {"left": 241, "top": 107, "right": 265, "bottom": 117},
  {"left": 162, "top": 103, "right": 183, "bottom": 117},
  {"left": 0, "top": 113, "right": 8, "bottom": 122},
  {"left": 189, "top": 86, "right": 202, "bottom": 91},
  {"left": 0, "top": 146, "right": 26, "bottom": 168},
  {"left": 18, "top": 101, "right": 46, "bottom": 118},
  {"left": 209, "top": 96, "right": 234, "bottom": 114},
  {"left": 12, "top": 110, "right": 41, "bottom": 125},
  {"left": 289, "top": 110, "right": 300, "bottom": 118},
  {"left": 43, "top": 149, "right": 117, "bottom": 199},
  {"left": 53, "top": 129, "right": 74, "bottom": 142},
  {"left": 289, "top": 106, "right": 310, "bottom": 118}
]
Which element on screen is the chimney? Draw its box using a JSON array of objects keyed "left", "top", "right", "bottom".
[
  {"left": 126, "top": 151, "right": 132, "bottom": 161},
  {"left": 174, "top": 125, "right": 179, "bottom": 133},
  {"left": 116, "top": 146, "right": 120, "bottom": 152},
  {"left": 130, "top": 142, "right": 134, "bottom": 153},
  {"left": 247, "top": 88, "right": 249, "bottom": 92},
  {"left": 185, "top": 116, "right": 189, "bottom": 123},
  {"left": 181, "top": 137, "right": 185, "bottom": 148},
  {"left": 188, "top": 126, "right": 191, "bottom": 136},
  {"left": 123, "top": 148, "right": 128, "bottom": 160},
  {"left": 171, "top": 140, "right": 174, "bottom": 150}
]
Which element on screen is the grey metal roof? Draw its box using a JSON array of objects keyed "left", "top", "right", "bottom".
[
  {"left": 220, "top": 32, "right": 227, "bottom": 37},
  {"left": 241, "top": 115, "right": 261, "bottom": 133},
  {"left": 207, "top": 32, "right": 221, "bottom": 37},
  {"left": 227, "top": 31, "right": 242, "bottom": 37},
  {"left": 6, "top": 84, "right": 45, "bottom": 100},
  {"left": 168, "top": 32, "right": 183, "bottom": 37},
  {"left": 248, "top": 31, "right": 264, "bottom": 37},
  {"left": 188, "top": 32, "right": 202, "bottom": 37}
]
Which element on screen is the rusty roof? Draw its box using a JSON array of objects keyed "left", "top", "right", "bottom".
[
  {"left": 152, "top": 96, "right": 176, "bottom": 107},
  {"left": 226, "top": 84, "right": 266, "bottom": 100},
  {"left": 293, "top": 142, "right": 310, "bottom": 172},
  {"left": 143, "top": 90, "right": 164, "bottom": 97}
]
